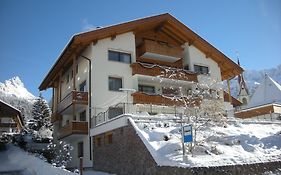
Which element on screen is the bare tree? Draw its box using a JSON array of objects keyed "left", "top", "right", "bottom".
[{"left": 155, "top": 64, "right": 226, "bottom": 154}]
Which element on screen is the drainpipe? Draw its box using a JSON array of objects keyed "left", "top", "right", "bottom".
[{"left": 80, "top": 55, "right": 92, "bottom": 161}]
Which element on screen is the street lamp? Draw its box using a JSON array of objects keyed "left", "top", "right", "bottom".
[{"left": 119, "top": 88, "right": 136, "bottom": 113}]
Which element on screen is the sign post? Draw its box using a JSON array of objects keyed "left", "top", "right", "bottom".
[{"left": 182, "top": 124, "right": 193, "bottom": 156}]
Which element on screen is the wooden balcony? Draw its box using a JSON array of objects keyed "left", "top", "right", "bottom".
[
  {"left": 138, "top": 39, "right": 183, "bottom": 61},
  {"left": 57, "top": 121, "right": 88, "bottom": 140},
  {"left": 131, "top": 62, "right": 198, "bottom": 82},
  {"left": 51, "top": 113, "right": 62, "bottom": 123},
  {"left": 132, "top": 92, "right": 200, "bottom": 107},
  {"left": 58, "top": 91, "right": 88, "bottom": 113}
]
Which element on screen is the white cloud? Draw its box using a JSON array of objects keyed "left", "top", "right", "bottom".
[{"left": 81, "top": 18, "right": 95, "bottom": 31}]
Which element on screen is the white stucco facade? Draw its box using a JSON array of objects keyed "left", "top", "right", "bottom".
[{"left": 54, "top": 31, "right": 228, "bottom": 169}]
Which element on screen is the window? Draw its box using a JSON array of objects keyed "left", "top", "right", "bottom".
[
  {"left": 79, "top": 81, "right": 87, "bottom": 92},
  {"left": 105, "top": 133, "right": 113, "bottom": 145},
  {"left": 95, "top": 137, "right": 102, "bottom": 147},
  {"left": 108, "top": 50, "right": 131, "bottom": 64},
  {"left": 76, "top": 64, "right": 78, "bottom": 74},
  {"left": 109, "top": 77, "right": 122, "bottom": 91},
  {"left": 80, "top": 110, "right": 86, "bottom": 121},
  {"left": 78, "top": 142, "right": 83, "bottom": 157},
  {"left": 194, "top": 65, "right": 209, "bottom": 74},
  {"left": 184, "top": 65, "right": 189, "bottom": 71},
  {"left": 138, "top": 85, "right": 155, "bottom": 94}
]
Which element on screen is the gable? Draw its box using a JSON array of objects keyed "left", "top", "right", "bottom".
[
  {"left": 39, "top": 13, "right": 243, "bottom": 90},
  {"left": 247, "top": 75, "right": 281, "bottom": 108}
]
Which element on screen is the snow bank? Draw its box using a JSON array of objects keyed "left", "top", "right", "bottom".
[
  {"left": 129, "top": 115, "right": 281, "bottom": 168},
  {"left": 0, "top": 144, "right": 74, "bottom": 175},
  {"left": 0, "top": 144, "right": 114, "bottom": 175}
]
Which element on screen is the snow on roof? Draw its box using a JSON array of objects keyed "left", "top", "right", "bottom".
[
  {"left": 0, "top": 99, "right": 21, "bottom": 114},
  {"left": 247, "top": 74, "right": 281, "bottom": 108}
]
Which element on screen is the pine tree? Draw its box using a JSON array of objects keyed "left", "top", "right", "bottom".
[{"left": 30, "top": 93, "right": 52, "bottom": 131}]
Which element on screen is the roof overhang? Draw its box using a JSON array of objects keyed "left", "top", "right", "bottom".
[{"left": 39, "top": 13, "right": 243, "bottom": 91}]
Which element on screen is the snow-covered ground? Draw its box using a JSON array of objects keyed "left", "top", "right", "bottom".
[
  {"left": 0, "top": 144, "right": 113, "bottom": 175},
  {"left": 130, "top": 114, "right": 281, "bottom": 168}
]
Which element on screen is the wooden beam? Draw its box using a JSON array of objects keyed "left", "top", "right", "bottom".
[
  {"left": 188, "top": 39, "right": 194, "bottom": 46},
  {"left": 154, "top": 22, "right": 166, "bottom": 32},
  {"left": 92, "top": 40, "right": 98, "bottom": 45},
  {"left": 164, "top": 23, "right": 193, "bottom": 42},
  {"left": 160, "top": 28, "right": 184, "bottom": 45},
  {"left": 111, "top": 34, "right": 116, "bottom": 40},
  {"left": 205, "top": 52, "right": 212, "bottom": 58},
  {"left": 162, "top": 25, "right": 190, "bottom": 43},
  {"left": 218, "top": 61, "right": 225, "bottom": 67},
  {"left": 227, "top": 79, "right": 232, "bottom": 104}
]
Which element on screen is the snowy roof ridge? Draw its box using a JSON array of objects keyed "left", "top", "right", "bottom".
[
  {"left": 267, "top": 74, "right": 281, "bottom": 91},
  {"left": 247, "top": 74, "right": 281, "bottom": 108}
]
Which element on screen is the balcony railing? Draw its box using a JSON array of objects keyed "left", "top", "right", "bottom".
[
  {"left": 138, "top": 39, "right": 183, "bottom": 60},
  {"left": 132, "top": 92, "right": 200, "bottom": 107},
  {"left": 58, "top": 91, "right": 88, "bottom": 113},
  {"left": 131, "top": 62, "right": 198, "bottom": 82},
  {"left": 57, "top": 121, "right": 88, "bottom": 139}
]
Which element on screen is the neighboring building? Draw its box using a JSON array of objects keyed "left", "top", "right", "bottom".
[
  {"left": 235, "top": 74, "right": 281, "bottom": 120},
  {"left": 39, "top": 13, "right": 243, "bottom": 169},
  {"left": 0, "top": 99, "right": 24, "bottom": 133}
]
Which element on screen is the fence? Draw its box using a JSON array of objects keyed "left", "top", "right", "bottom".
[{"left": 90, "top": 103, "right": 190, "bottom": 128}]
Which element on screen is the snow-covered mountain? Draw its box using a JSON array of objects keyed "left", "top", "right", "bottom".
[
  {"left": 0, "top": 76, "right": 35, "bottom": 100},
  {"left": 227, "top": 64, "right": 281, "bottom": 97},
  {"left": 0, "top": 76, "right": 36, "bottom": 122}
]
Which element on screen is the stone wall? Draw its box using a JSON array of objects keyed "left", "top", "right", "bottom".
[
  {"left": 92, "top": 124, "right": 157, "bottom": 175},
  {"left": 92, "top": 122, "right": 281, "bottom": 175}
]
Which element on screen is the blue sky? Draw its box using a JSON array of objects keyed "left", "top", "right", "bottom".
[{"left": 0, "top": 0, "right": 280, "bottom": 100}]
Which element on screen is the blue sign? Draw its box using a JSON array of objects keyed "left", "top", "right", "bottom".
[{"left": 183, "top": 125, "right": 192, "bottom": 143}]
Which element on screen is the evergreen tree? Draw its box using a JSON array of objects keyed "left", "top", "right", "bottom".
[
  {"left": 47, "top": 141, "right": 73, "bottom": 168},
  {"left": 30, "top": 93, "right": 52, "bottom": 131}
]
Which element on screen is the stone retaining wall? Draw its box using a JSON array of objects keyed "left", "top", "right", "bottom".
[{"left": 92, "top": 122, "right": 281, "bottom": 175}]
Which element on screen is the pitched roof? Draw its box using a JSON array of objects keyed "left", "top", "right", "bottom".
[
  {"left": 0, "top": 99, "right": 24, "bottom": 129},
  {"left": 247, "top": 74, "right": 281, "bottom": 108},
  {"left": 39, "top": 13, "right": 243, "bottom": 90}
]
